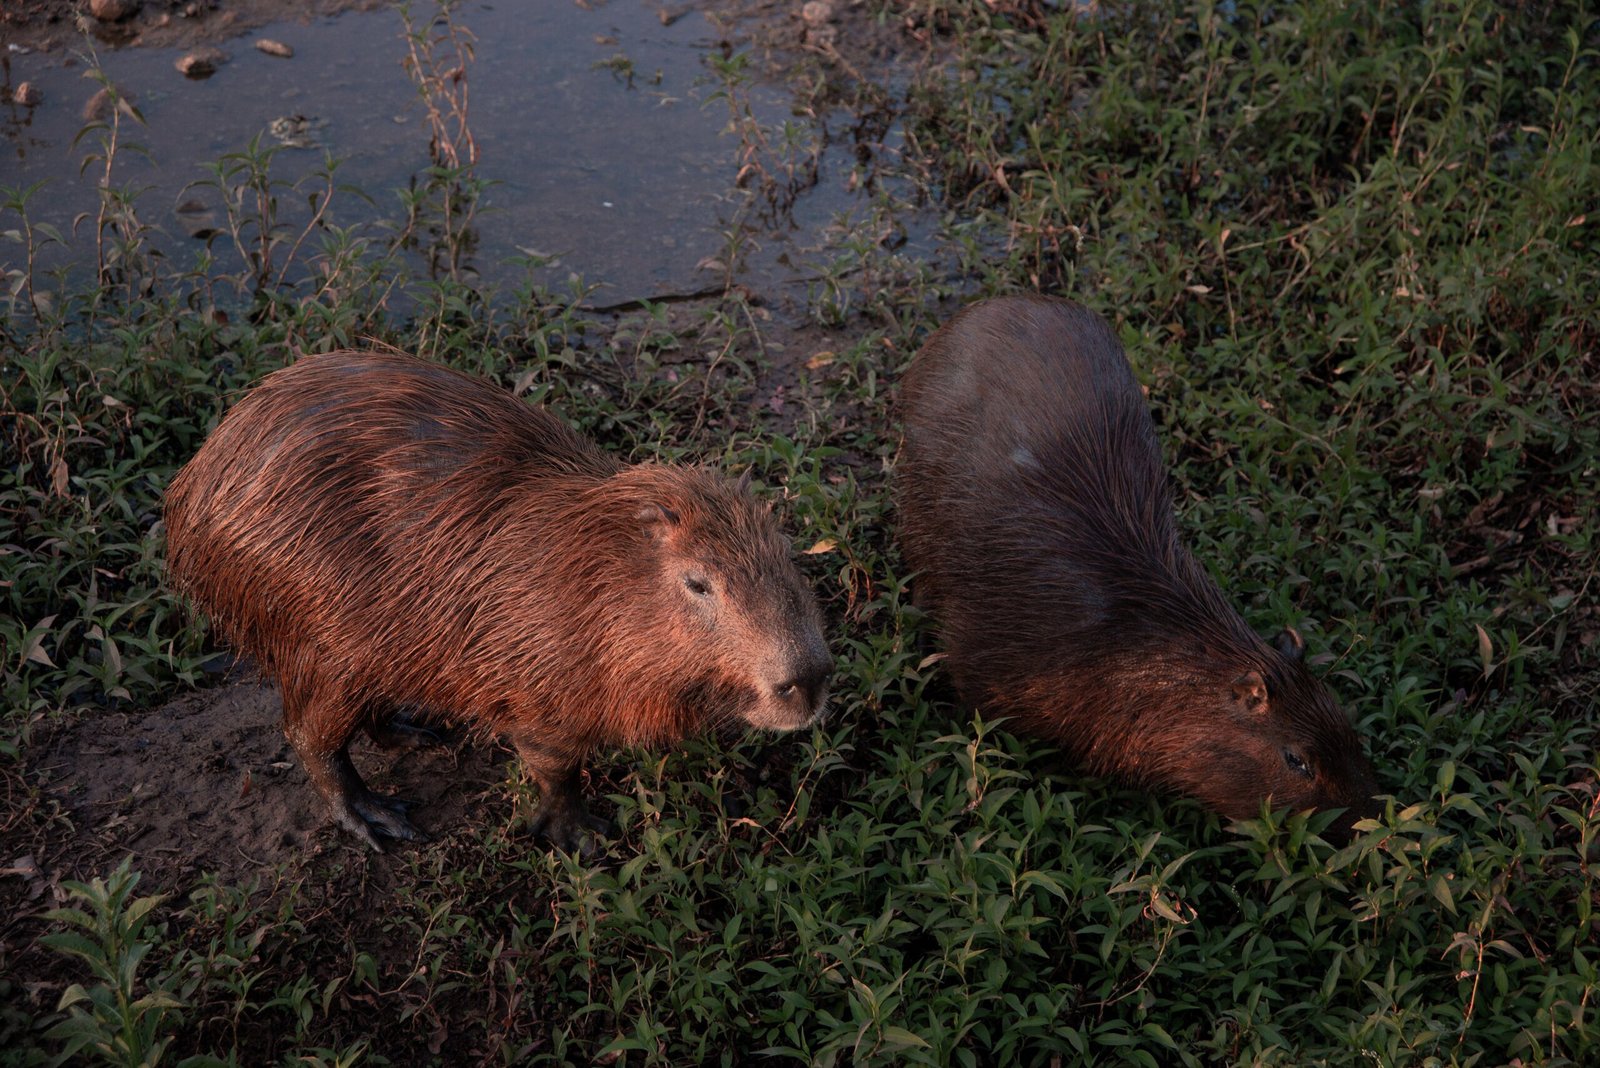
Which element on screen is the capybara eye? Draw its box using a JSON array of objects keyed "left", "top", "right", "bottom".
[
  {"left": 1282, "top": 749, "right": 1312, "bottom": 778},
  {"left": 684, "top": 575, "right": 711, "bottom": 596}
]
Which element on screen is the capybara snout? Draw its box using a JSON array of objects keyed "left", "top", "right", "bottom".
[{"left": 164, "top": 350, "right": 831, "bottom": 853}]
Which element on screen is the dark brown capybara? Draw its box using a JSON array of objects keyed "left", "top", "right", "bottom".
[
  {"left": 896, "top": 295, "right": 1377, "bottom": 832},
  {"left": 164, "top": 350, "right": 832, "bottom": 852}
]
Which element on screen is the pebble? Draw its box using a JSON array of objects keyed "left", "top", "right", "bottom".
[
  {"left": 801, "top": 0, "right": 834, "bottom": 26},
  {"left": 13, "top": 82, "right": 42, "bottom": 107},
  {"left": 89, "top": 0, "right": 141, "bottom": 21},
  {"left": 176, "top": 47, "right": 226, "bottom": 78},
  {"left": 255, "top": 39, "right": 294, "bottom": 59}
]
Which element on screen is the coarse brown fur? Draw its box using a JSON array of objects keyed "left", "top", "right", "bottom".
[
  {"left": 896, "top": 295, "right": 1377, "bottom": 830},
  {"left": 164, "top": 350, "right": 831, "bottom": 851}
]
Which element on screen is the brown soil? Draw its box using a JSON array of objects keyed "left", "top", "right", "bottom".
[
  {"left": 14, "top": 682, "right": 512, "bottom": 895},
  {"left": 1, "top": 0, "right": 388, "bottom": 53},
  {"left": 0, "top": 683, "right": 535, "bottom": 1057}
]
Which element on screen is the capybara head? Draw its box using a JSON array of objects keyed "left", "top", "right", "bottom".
[
  {"left": 1151, "top": 627, "right": 1378, "bottom": 833},
  {"left": 617, "top": 465, "right": 832, "bottom": 733}
]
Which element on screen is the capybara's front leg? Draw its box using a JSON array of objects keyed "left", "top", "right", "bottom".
[
  {"left": 512, "top": 739, "right": 612, "bottom": 853},
  {"left": 287, "top": 690, "right": 426, "bottom": 851},
  {"left": 297, "top": 745, "right": 428, "bottom": 852}
]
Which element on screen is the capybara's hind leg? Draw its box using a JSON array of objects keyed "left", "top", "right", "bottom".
[
  {"left": 512, "top": 739, "right": 612, "bottom": 853},
  {"left": 286, "top": 688, "right": 426, "bottom": 851}
]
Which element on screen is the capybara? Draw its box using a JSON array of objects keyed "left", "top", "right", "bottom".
[
  {"left": 896, "top": 295, "right": 1377, "bottom": 831},
  {"left": 164, "top": 351, "right": 832, "bottom": 851}
]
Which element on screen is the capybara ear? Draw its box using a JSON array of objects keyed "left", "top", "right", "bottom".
[
  {"left": 637, "top": 502, "right": 682, "bottom": 530},
  {"left": 1274, "top": 627, "right": 1305, "bottom": 661},
  {"left": 1231, "top": 671, "right": 1269, "bottom": 713}
]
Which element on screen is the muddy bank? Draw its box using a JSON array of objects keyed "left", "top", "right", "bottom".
[
  {"left": 1, "top": 0, "right": 389, "bottom": 54},
  {"left": 24, "top": 683, "right": 511, "bottom": 892}
]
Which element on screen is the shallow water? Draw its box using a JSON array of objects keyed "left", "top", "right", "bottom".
[{"left": 1, "top": 1, "right": 890, "bottom": 306}]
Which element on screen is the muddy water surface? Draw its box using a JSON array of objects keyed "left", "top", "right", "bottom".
[{"left": 2, "top": 1, "right": 889, "bottom": 304}]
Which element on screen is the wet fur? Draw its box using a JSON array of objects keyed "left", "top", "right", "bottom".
[
  {"left": 165, "top": 350, "right": 828, "bottom": 848},
  {"left": 896, "top": 296, "right": 1376, "bottom": 824}
]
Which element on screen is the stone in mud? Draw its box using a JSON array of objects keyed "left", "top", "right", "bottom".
[
  {"left": 255, "top": 39, "right": 294, "bottom": 59},
  {"left": 89, "top": 0, "right": 141, "bottom": 22},
  {"left": 176, "top": 47, "right": 226, "bottom": 78},
  {"left": 13, "top": 82, "right": 43, "bottom": 107},
  {"left": 801, "top": 1, "right": 834, "bottom": 26}
]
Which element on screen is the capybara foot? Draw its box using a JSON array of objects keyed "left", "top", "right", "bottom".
[
  {"left": 529, "top": 802, "right": 613, "bottom": 855},
  {"left": 335, "top": 791, "right": 428, "bottom": 852}
]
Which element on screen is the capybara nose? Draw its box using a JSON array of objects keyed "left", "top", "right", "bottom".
[{"left": 774, "top": 657, "right": 831, "bottom": 712}]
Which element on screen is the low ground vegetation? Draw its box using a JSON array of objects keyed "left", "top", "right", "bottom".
[{"left": 3, "top": 0, "right": 1597, "bottom": 1064}]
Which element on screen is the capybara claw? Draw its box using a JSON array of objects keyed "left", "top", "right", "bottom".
[
  {"left": 346, "top": 793, "right": 427, "bottom": 847},
  {"left": 369, "top": 792, "right": 414, "bottom": 816},
  {"left": 577, "top": 811, "right": 616, "bottom": 855},
  {"left": 335, "top": 808, "right": 386, "bottom": 853},
  {"left": 529, "top": 804, "right": 611, "bottom": 855}
]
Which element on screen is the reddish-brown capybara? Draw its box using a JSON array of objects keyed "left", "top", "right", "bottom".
[
  {"left": 164, "top": 350, "right": 832, "bottom": 851},
  {"left": 895, "top": 295, "right": 1377, "bottom": 832}
]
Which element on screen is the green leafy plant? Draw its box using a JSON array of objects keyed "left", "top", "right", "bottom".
[
  {"left": 39, "top": 859, "right": 190, "bottom": 1067},
  {"left": 4, "top": 0, "right": 1597, "bottom": 1064}
]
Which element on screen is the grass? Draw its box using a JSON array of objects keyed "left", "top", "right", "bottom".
[{"left": 3, "top": 0, "right": 1598, "bottom": 1063}]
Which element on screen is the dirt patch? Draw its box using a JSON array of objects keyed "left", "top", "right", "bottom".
[
  {"left": 22, "top": 682, "right": 512, "bottom": 892},
  {"left": 2, "top": 0, "right": 388, "bottom": 54}
]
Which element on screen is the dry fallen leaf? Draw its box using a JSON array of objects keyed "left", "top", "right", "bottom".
[
  {"left": 1, "top": 855, "right": 41, "bottom": 879},
  {"left": 22, "top": 616, "right": 57, "bottom": 668}
]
